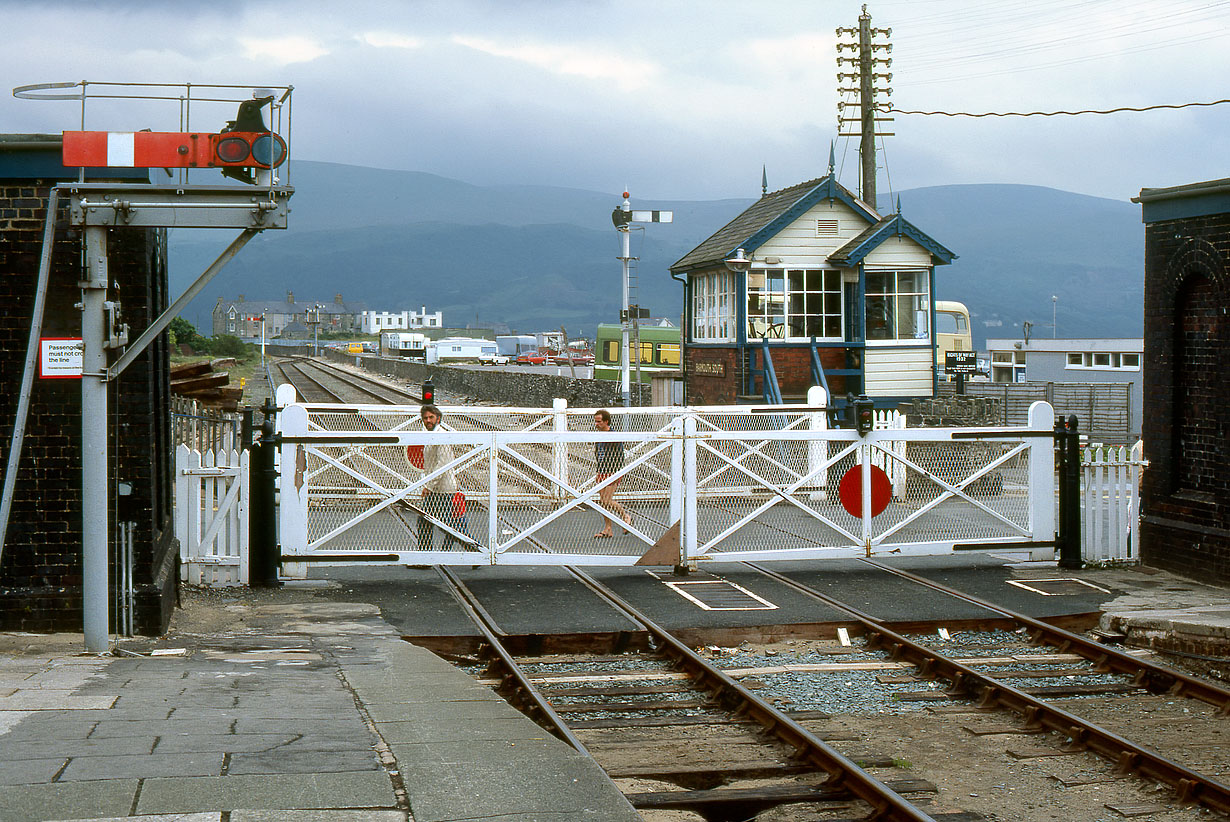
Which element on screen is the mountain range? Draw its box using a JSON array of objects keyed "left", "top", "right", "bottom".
[{"left": 170, "top": 161, "right": 1144, "bottom": 349}]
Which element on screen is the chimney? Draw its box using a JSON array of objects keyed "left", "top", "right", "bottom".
[
  {"left": 287, "top": 291, "right": 294, "bottom": 304},
  {"left": 335, "top": 293, "right": 344, "bottom": 305},
  {"left": 237, "top": 294, "right": 245, "bottom": 303}
]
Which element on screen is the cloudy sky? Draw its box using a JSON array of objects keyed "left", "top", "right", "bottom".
[{"left": 3, "top": 0, "right": 1226, "bottom": 204}]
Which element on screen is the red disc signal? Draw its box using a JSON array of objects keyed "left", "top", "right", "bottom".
[
  {"left": 406, "top": 445, "right": 425, "bottom": 470},
  {"left": 838, "top": 464, "right": 893, "bottom": 518},
  {"left": 215, "top": 136, "right": 251, "bottom": 163}
]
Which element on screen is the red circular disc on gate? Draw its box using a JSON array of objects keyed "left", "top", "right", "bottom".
[
  {"left": 406, "top": 444, "right": 424, "bottom": 470},
  {"left": 838, "top": 464, "right": 893, "bottom": 518}
]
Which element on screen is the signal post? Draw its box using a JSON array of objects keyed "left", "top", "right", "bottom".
[{"left": 8, "top": 82, "right": 293, "bottom": 651}]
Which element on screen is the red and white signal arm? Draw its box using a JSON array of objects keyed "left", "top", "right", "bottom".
[{"left": 62, "top": 131, "right": 287, "bottom": 171}]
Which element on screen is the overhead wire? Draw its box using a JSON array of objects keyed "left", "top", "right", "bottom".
[
  {"left": 884, "top": 98, "right": 1230, "bottom": 117},
  {"left": 883, "top": 0, "right": 1230, "bottom": 81}
]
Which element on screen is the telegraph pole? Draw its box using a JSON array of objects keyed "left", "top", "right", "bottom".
[
  {"left": 837, "top": 5, "right": 893, "bottom": 207},
  {"left": 858, "top": 9, "right": 877, "bottom": 208}
]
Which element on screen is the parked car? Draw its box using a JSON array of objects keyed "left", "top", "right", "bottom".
[
  {"left": 478, "top": 352, "right": 511, "bottom": 365},
  {"left": 516, "top": 351, "right": 547, "bottom": 365},
  {"left": 553, "top": 352, "right": 594, "bottom": 366}
]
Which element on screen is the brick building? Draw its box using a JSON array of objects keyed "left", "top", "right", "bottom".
[
  {"left": 670, "top": 172, "right": 955, "bottom": 408},
  {"left": 0, "top": 135, "right": 176, "bottom": 633},
  {"left": 1133, "top": 178, "right": 1230, "bottom": 585}
]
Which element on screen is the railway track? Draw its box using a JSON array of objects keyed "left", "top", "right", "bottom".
[
  {"left": 439, "top": 564, "right": 944, "bottom": 821},
  {"left": 429, "top": 563, "right": 1230, "bottom": 821},
  {"left": 270, "top": 356, "right": 423, "bottom": 404}
]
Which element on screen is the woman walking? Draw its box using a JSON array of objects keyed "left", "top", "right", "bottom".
[{"left": 593, "top": 408, "right": 633, "bottom": 538}]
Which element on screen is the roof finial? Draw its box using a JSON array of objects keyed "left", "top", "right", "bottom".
[
  {"left": 896, "top": 194, "right": 902, "bottom": 214},
  {"left": 828, "top": 141, "right": 836, "bottom": 176},
  {"left": 761, "top": 165, "right": 768, "bottom": 196}
]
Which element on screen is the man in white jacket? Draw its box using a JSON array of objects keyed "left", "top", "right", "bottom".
[{"left": 416, "top": 404, "right": 468, "bottom": 550}]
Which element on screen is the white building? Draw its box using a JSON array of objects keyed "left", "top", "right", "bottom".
[
  {"left": 380, "top": 332, "right": 429, "bottom": 358},
  {"left": 985, "top": 336, "right": 1143, "bottom": 439},
  {"left": 426, "top": 337, "right": 497, "bottom": 364},
  {"left": 409, "top": 305, "right": 443, "bottom": 329},
  {"left": 360, "top": 305, "right": 444, "bottom": 334}
]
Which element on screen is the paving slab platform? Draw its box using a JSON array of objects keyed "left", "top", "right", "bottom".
[{"left": 2, "top": 554, "right": 1228, "bottom": 821}]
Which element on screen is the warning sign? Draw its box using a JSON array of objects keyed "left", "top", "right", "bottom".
[{"left": 39, "top": 338, "right": 84, "bottom": 379}]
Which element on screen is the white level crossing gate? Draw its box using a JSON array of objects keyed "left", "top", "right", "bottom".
[{"left": 276, "top": 398, "right": 1057, "bottom": 571}]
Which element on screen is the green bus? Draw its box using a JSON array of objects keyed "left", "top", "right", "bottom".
[{"left": 594, "top": 323, "right": 682, "bottom": 383}]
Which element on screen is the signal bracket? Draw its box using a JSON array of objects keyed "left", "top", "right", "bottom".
[{"left": 65, "top": 183, "right": 293, "bottom": 229}]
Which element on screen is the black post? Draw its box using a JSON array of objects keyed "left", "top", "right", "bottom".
[
  {"left": 240, "top": 408, "right": 254, "bottom": 451},
  {"left": 249, "top": 398, "right": 282, "bottom": 587},
  {"left": 1057, "top": 414, "right": 1083, "bottom": 569}
]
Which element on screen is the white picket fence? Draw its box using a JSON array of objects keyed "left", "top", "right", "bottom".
[
  {"left": 175, "top": 445, "right": 249, "bottom": 585},
  {"left": 1081, "top": 440, "right": 1144, "bottom": 565}
]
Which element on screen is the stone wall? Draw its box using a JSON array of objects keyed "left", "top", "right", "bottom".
[
  {"left": 896, "top": 395, "right": 1003, "bottom": 427},
  {"left": 324, "top": 348, "right": 648, "bottom": 408}
]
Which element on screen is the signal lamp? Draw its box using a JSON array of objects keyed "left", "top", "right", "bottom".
[
  {"left": 854, "top": 395, "right": 875, "bottom": 436},
  {"left": 210, "top": 132, "right": 287, "bottom": 170}
]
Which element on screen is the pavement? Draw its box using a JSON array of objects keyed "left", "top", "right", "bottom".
[
  {"left": 0, "top": 590, "right": 638, "bottom": 822},
  {"left": 1, "top": 560, "right": 1228, "bottom": 822}
]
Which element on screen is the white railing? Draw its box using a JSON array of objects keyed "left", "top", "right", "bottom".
[
  {"left": 1081, "top": 440, "right": 1144, "bottom": 565},
  {"left": 275, "top": 391, "right": 1056, "bottom": 570},
  {"left": 175, "top": 445, "right": 249, "bottom": 585},
  {"left": 172, "top": 396, "right": 242, "bottom": 452}
]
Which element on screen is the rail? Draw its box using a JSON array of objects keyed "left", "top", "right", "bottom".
[
  {"left": 750, "top": 562, "right": 1230, "bottom": 816},
  {"left": 440, "top": 563, "right": 939, "bottom": 821}
]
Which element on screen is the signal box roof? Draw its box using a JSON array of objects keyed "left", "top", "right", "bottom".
[{"left": 669, "top": 173, "right": 955, "bottom": 273}]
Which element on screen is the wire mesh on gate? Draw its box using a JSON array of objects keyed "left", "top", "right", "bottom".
[{"left": 280, "top": 402, "right": 1055, "bottom": 566}]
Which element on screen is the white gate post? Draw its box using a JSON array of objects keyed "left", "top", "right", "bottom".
[
  {"left": 487, "top": 432, "right": 500, "bottom": 564},
  {"left": 278, "top": 404, "right": 310, "bottom": 576},
  {"left": 1027, "top": 401, "right": 1056, "bottom": 561},
  {"left": 668, "top": 414, "right": 684, "bottom": 527},
  {"left": 1129, "top": 440, "right": 1143, "bottom": 561},
  {"left": 860, "top": 439, "right": 872, "bottom": 556},
  {"left": 238, "top": 448, "right": 251, "bottom": 584},
  {"left": 807, "top": 386, "right": 828, "bottom": 500},
  {"left": 175, "top": 444, "right": 193, "bottom": 582},
  {"left": 681, "top": 411, "right": 698, "bottom": 568},
  {"left": 551, "top": 398, "right": 568, "bottom": 500}
]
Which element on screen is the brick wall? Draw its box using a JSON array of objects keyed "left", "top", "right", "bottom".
[
  {"left": 0, "top": 182, "right": 176, "bottom": 633},
  {"left": 685, "top": 345, "right": 856, "bottom": 404},
  {"left": 684, "top": 348, "right": 739, "bottom": 405},
  {"left": 1140, "top": 210, "right": 1230, "bottom": 584}
]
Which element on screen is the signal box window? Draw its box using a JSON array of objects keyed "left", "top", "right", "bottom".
[
  {"left": 746, "top": 268, "right": 843, "bottom": 341},
  {"left": 865, "top": 270, "right": 929, "bottom": 342},
  {"left": 692, "top": 272, "right": 735, "bottom": 342}
]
